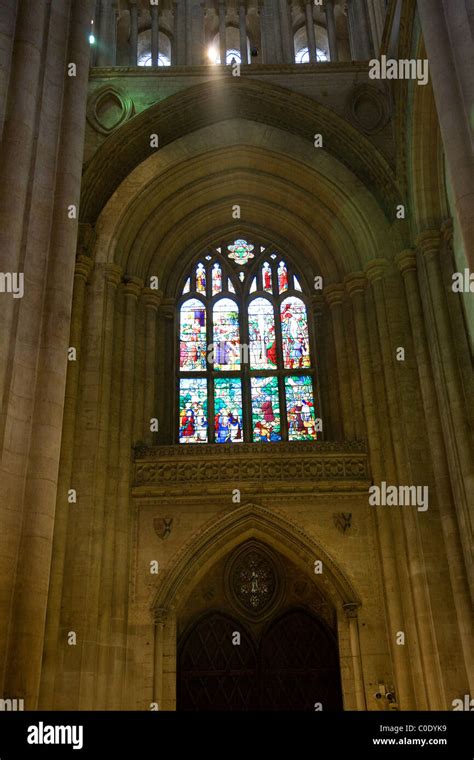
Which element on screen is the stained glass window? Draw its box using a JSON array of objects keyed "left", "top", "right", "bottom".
[
  {"left": 248, "top": 298, "right": 277, "bottom": 370},
  {"left": 180, "top": 298, "right": 207, "bottom": 371},
  {"left": 213, "top": 298, "right": 240, "bottom": 370},
  {"left": 179, "top": 378, "right": 208, "bottom": 443},
  {"left": 280, "top": 297, "right": 311, "bottom": 369},
  {"left": 214, "top": 377, "right": 244, "bottom": 442},
  {"left": 228, "top": 238, "right": 255, "bottom": 265},
  {"left": 285, "top": 376, "right": 318, "bottom": 441},
  {"left": 251, "top": 376, "right": 282, "bottom": 441},
  {"left": 177, "top": 244, "right": 319, "bottom": 443}
]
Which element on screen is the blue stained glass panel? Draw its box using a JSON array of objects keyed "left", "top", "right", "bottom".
[
  {"left": 212, "top": 298, "right": 240, "bottom": 370},
  {"left": 214, "top": 377, "right": 244, "bottom": 443},
  {"left": 251, "top": 376, "right": 282, "bottom": 442},
  {"left": 180, "top": 298, "right": 207, "bottom": 371},
  {"left": 285, "top": 375, "right": 318, "bottom": 441},
  {"left": 280, "top": 296, "right": 311, "bottom": 369},
  {"left": 179, "top": 378, "right": 208, "bottom": 443},
  {"left": 248, "top": 297, "right": 277, "bottom": 370}
]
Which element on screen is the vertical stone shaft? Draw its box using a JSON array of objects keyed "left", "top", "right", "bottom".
[
  {"left": 110, "top": 279, "right": 141, "bottom": 707},
  {"left": 151, "top": 4, "right": 159, "bottom": 65},
  {"left": 325, "top": 285, "right": 355, "bottom": 439},
  {"left": 343, "top": 604, "right": 366, "bottom": 710},
  {"left": 417, "top": 231, "right": 473, "bottom": 499},
  {"left": 416, "top": 0, "right": 474, "bottom": 268},
  {"left": 39, "top": 254, "right": 93, "bottom": 708},
  {"left": 79, "top": 266, "right": 121, "bottom": 708},
  {"left": 95, "top": 280, "right": 124, "bottom": 708},
  {"left": 2, "top": 0, "right": 93, "bottom": 708},
  {"left": 218, "top": 0, "right": 226, "bottom": 64},
  {"left": 347, "top": 0, "right": 372, "bottom": 60},
  {"left": 397, "top": 250, "right": 473, "bottom": 691},
  {"left": 279, "top": 0, "right": 293, "bottom": 63},
  {"left": 143, "top": 290, "right": 161, "bottom": 444},
  {"left": 0, "top": 0, "right": 18, "bottom": 140},
  {"left": 325, "top": 0, "right": 338, "bottom": 61},
  {"left": 365, "top": 260, "right": 445, "bottom": 709},
  {"left": 0, "top": 0, "right": 50, "bottom": 429},
  {"left": 129, "top": 1, "right": 138, "bottom": 65},
  {"left": 345, "top": 274, "right": 416, "bottom": 710},
  {"left": 305, "top": 1, "right": 316, "bottom": 60},
  {"left": 239, "top": 2, "right": 247, "bottom": 63}
]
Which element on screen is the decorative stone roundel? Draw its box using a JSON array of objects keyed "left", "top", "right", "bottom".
[
  {"left": 346, "top": 84, "right": 390, "bottom": 136},
  {"left": 226, "top": 542, "right": 283, "bottom": 620},
  {"left": 87, "top": 86, "right": 134, "bottom": 135}
]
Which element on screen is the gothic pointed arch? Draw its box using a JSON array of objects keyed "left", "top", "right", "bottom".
[{"left": 151, "top": 503, "right": 361, "bottom": 616}]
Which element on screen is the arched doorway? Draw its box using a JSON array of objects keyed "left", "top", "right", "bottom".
[{"left": 178, "top": 608, "right": 343, "bottom": 711}]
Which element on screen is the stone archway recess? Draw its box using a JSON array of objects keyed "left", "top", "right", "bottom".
[{"left": 150, "top": 503, "right": 366, "bottom": 710}]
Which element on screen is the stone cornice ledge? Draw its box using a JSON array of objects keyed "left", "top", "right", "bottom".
[{"left": 132, "top": 441, "right": 370, "bottom": 493}]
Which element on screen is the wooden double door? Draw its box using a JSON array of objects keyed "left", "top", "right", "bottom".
[{"left": 178, "top": 609, "right": 343, "bottom": 711}]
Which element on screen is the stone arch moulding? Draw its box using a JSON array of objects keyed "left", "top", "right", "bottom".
[
  {"left": 80, "top": 78, "right": 401, "bottom": 223},
  {"left": 151, "top": 502, "right": 361, "bottom": 615}
]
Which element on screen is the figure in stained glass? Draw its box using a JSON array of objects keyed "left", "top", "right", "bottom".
[
  {"left": 196, "top": 262, "right": 206, "bottom": 293},
  {"left": 251, "top": 376, "right": 281, "bottom": 441},
  {"left": 179, "top": 298, "right": 207, "bottom": 371},
  {"left": 278, "top": 261, "right": 288, "bottom": 293},
  {"left": 179, "top": 378, "right": 208, "bottom": 443},
  {"left": 280, "top": 297, "right": 311, "bottom": 369},
  {"left": 212, "top": 262, "right": 222, "bottom": 295},
  {"left": 214, "top": 378, "right": 243, "bottom": 442},
  {"left": 285, "top": 376, "right": 318, "bottom": 441},
  {"left": 262, "top": 262, "right": 272, "bottom": 292},
  {"left": 248, "top": 298, "right": 277, "bottom": 370},
  {"left": 213, "top": 298, "right": 240, "bottom": 370}
]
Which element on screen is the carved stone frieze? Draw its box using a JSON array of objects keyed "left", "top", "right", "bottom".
[{"left": 132, "top": 442, "right": 370, "bottom": 495}]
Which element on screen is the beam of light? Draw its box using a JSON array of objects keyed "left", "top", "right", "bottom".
[{"left": 207, "top": 46, "right": 219, "bottom": 64}]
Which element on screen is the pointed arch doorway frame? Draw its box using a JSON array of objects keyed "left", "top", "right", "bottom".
[{"left": 150, "top": 503, "right": 367, "bottom": 710}]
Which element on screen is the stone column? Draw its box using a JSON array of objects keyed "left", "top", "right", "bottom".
[
  {"left": 95, "top": 274, "right": 124, "bottom": 708},
  {"left": 110, "top": 277, "right": 142, "bottom": 707},
  {"left": 343, "top": 603, "right": 366, "bottom": 710},
  {"left": 151, "top": 3, "right": 159, "bottom": 65},
  {"left": 324, "top": 285, "right": 355, "bottom": 440},
  {"left": 305, "top": 1, "right": 317, "bottom": 60},
  {"left": 279, "top": 0, "right": 294, "bottom": 63},
  {"left": 345, "top": 273, "right": 416, "bottom": 710},
  {"left": 325, "top": 0, "right": 338, "bottom": 61},
  {"left": 397, "top": 250, "right": 474, "bottom": 691},
  {"left": 143, "top": 289, "right": 162, "bottom": 444},
  {"left": 239, "top": 1, "right": 247, "bottom": 63},
  {"left": 111, "top": 0, "right": 119, "bottom": 65},
  {"left": 153, "top": 608, "right": 168, "bottom": 708},
  {"left": 173, "top": 0, "right": 186, "bottom": 65},
  {"left": 218, "top": 0, "right": 226, "bottom": 64},
  {"left": 0, "top": 0, "right": 93, "bottom": 708},
  {"left": 129, "top": 0, "right": 138, "bottom": 65},
  {"left": 417, "top": 231, "right": 473, "bottom": 499},
  {"left": 416, "top": 0, "right": 474, "bottom": 269},
  {"left": 0, "top": 0, "right": 17, "bottom": 140},
  {"left": 346, "top": 0, "right": 372, "bottom": 60},
  {"left": 85, "top": 264, "right": 123, "bottom": 709},
  {"left": 39, "top": 252, "right": 94, "bottom": 708},
  {"left": 365, "top": 259, "right": 446, "bottom": 710},
  {"left": 98, "top": 0, "right": 113, "bottom": 65}
]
